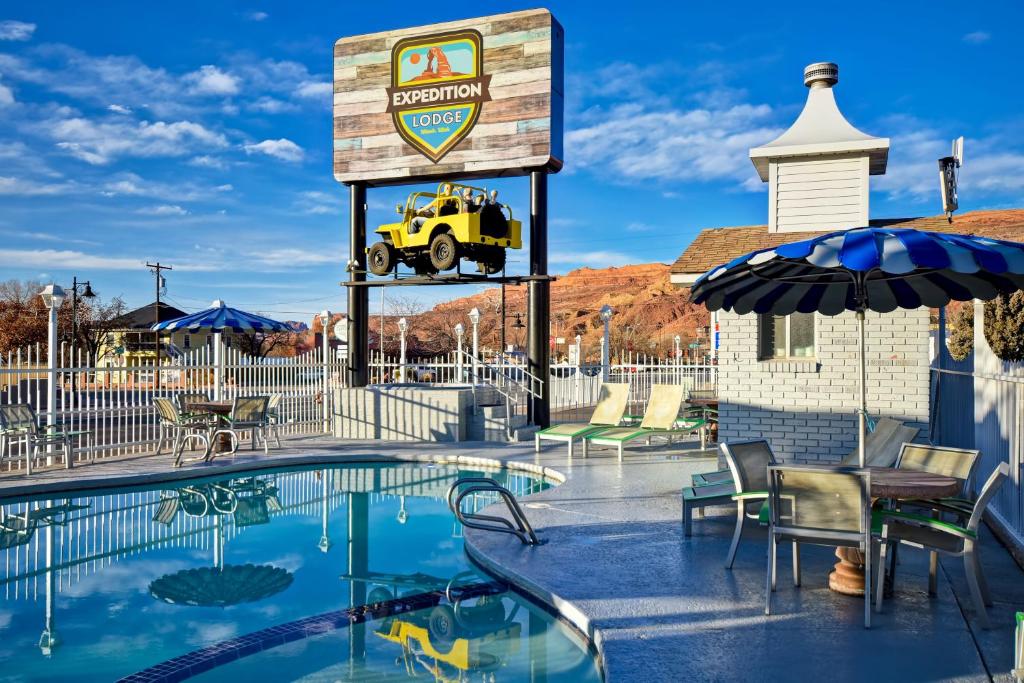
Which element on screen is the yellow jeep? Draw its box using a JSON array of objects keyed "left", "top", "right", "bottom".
[{"left": 367, "top": 182, "right": 521, "bottom": 276}]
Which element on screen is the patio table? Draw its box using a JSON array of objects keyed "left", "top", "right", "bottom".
[
  {"left": 829, "top": 467, "right": 961, "bottom": 595},
  {"left": 185, "top": 400, "right": 234, "bottom": 453}
]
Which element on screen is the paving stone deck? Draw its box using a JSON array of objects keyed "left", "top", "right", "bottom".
[{"left": 2, "top": 435, "right": 1020, "bottom": 682}]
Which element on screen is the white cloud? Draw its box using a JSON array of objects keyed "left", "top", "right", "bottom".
[
  {"left": 0, "top": 248, "right": 143, "bottom": 269},
  {"left": 874, "top": 119, "right": 1024, "bottom": 202},
  {"left": 296, "top": 190, "right": 338, "bottom": 214},
  {"left": 249, "top": 96, "right": 298, "bottom": 114},
  {"left": 0, "top": 20, "right": 35, "bottom": 41},
  {"left": 243, "top": 137, "right": 304, "bottom": 162},
  {"left": 550, "top": 250, "right": 634, "bottom": 268},
  {"left": 245, "top": 10, "right": 269, "bottom": 21},
  {"left": 294, "top": 81, "right": 331, "bottom": 99},
  {"left": 107, "top": 104, "right": 132, "bottom": 114},
  {"left": 0, "top": 176, "right": 74, "bottom": 196},
  {"left": 568, "top": 101, "right": 779, "bottom": 188},
  {"left": 962, "top": 31, "right": 991, "bottom": 44},
  {"left": 47, "top": 116, "right": 228, "bottom": 164},
  {"left": 137, "top": 204, "right": 189, "bottom": 216},
  {"left": 249, "top": 247, "right": 335, "bottom": 266},
  {"left": 0, "top": 82, "right": 13, "bottom": 106},
  {"left": 188, "top": 155, "right": 228, "bottom": 169},
  {"left": 626, "top": 222, "right": 655, "bottom": 232},
  {"left": 99, "top": 172, "right": 229, "bottom": 202},
  {"left": 184, "top": 65, "right": 240, "bottom": 96},
  {"left": 0, "top": 228, "right": 97, "bottom": 245}
]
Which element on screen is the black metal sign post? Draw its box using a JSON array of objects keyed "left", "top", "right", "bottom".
[
  {"left": 528, "top": 171, "right": 550, "bottom": 428},
  {"left": 347, "top": 183, "right": 369, "bottom": 388}
]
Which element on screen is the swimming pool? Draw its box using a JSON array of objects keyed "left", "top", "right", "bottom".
[{"left": 0, "top": 462, "right": 602, "bottom": 682}]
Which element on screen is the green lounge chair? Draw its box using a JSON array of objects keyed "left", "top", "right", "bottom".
[
  {"left": 0, "top": 403, "right": 91, "bottom": 475},
  {"left": 875, "top": 462, "right": 1009, "bottom": 629},
  {"left": 534, "top": 383, "right": 629, "bottom": 457},
  {"left": 681, "top": 481, "right": 735, "bottom": 537},
  {"left": 1015, "top": 612, "right": 1023, "bottom": 681},
  {"left": 583, "top": 385, "right": 704, "bottom": 460}
]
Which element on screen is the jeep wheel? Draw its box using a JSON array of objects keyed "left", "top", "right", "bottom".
[
  {"left": 429, "top": 232, "right": 459, "bottom": 271},
  {"left": 476, "top": 248, "right": 506, "bottom": 275},
  {"left": 368, "top": 242, "right": 394, "bottom": 276}
]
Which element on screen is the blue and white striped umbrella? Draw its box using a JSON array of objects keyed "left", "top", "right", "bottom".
[
  {"left": 692, "top": 227, "right": 1024, "bottom": 315},
  {"left": 690, "top": 227, "right": 1024, "bottom": 465},
  {"left": 151, "top": 300, "right": 291, "bottom": 333}
]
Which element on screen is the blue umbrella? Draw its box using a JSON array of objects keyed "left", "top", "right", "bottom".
[
  {"left": 691, "top": 227, "right": 1024, "bottom": 465},
  {"left": 151, "top": 299, "right": 291, "bottom": 333}
]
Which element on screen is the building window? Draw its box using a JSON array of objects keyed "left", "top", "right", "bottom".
[
  {"left": 206, "top": 334, "right": 213, "bottom": 347},
  {"left": 183, "top": 334, "right": 191, "bottom": 349},
  {"left": 758, "top": 313, "right": 815, "bottom": 359}
]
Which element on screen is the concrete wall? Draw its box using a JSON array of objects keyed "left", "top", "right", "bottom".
[
  {"left": 333, "top": 385, "right": 472, "bottom": 442},
  {"left": 717, "top": 307, "right": 931, "bottom": 463}
]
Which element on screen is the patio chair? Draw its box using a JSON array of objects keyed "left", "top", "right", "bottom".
[
  {"left": 152, "top": 492, "right": 181, "bottom": 525},
  {"left": 211, "top": 396, "right": 271, "bottom": 455},
  {"left": 583, "top": 385, "right": 705, "bottom": 459},
  {"left": 721, "top": 439, "right": 777, "bottom": 568},
  {"left": 153, "top": 398, "right": 213, "bottom": 467},
  {"left": 175, "top": 391, "right": 210, "bottom": 414},
  {"left": 874, "top": 462, "right": 1009, "bottom": 629},
  {"left": 765, "top": 464, "right": 875, "bottom": 628},
  {"left": 534, "top": 383, "right": 629, "bottom": 457},
  {"left": 0, "top": 509, "right": 35, "bottom": 550},
  {"left": 0, "top": 403, "right": 91, "bottom": 475},
  {"left": 265, "top": 393, "right": 288, "bottom": 449},
  {"left": 839, "top": 418, "right": 921, "bottom": 468},
  {"left": 694, "top": 418, "right": 919, "bottom": 490}
]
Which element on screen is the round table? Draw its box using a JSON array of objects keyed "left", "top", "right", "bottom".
[
  {"left": 829, "top": 467, "right": 962, "bottom": 595},
  {"left": 186, "top": 401, "right": 234, "bottom": 454}
]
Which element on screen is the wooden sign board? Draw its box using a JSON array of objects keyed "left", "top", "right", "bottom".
[{"left": 334, "top": 9, "right": 563, "bottom": 187}]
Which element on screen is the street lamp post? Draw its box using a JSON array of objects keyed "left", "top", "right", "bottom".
[
  {"left": 68, "top": 277, "right": 95, "bottom": 389},
  {"left": 397, "top": 317, "right": 408, "bottom": 380},
  {"left": 39, "top": 284, "right": 66, "bottom": 467},
  {"left": 468, "top": 307, "right": 480, "bottom": 380},
  {"left": 673, "top": 334, "right": 681, "bottom": 361},
  {"left": 319, "top": 310, "right": 331, "bottom": 433},
  {"left": 454, "top": 322, "right": 465, "bottom": 381},
  {"left": 599, "top": 305, "right": 612, "bottom": 382}
]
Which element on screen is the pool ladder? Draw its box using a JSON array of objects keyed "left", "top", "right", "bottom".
[{"left": 447, "top": 477, "right": 540, "bottom": 545}]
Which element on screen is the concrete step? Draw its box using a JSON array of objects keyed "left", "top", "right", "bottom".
[{"left": 509, "top": 424, "right": 541, "bottom": 442}]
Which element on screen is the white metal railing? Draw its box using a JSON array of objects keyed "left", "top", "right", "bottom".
[
  {"left": 931, "top": 366, "right": 1024, "bottom": 550},
  {"left": 368, "top": 349, "right": 717, "bottom": 423},
  {"left": 0, "top": 342, "right": 345, "bottom": 471}
]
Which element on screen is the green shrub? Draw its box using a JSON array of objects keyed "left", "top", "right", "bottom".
[
  {"left": 983, "top": 292, "right": 1024, "bottom": 362},
  {"left": 947, "top": 303, "right": 974, "bottom": 362}
]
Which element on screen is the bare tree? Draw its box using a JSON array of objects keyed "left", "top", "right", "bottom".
[{"left": 234, "top": 330, "right": 296, "bottom": 359}]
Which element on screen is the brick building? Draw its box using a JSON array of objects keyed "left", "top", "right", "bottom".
[{"left": 671, "top": 63, "right": 1024, "bottom": 462}]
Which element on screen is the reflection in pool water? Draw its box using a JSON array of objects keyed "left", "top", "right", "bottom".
[{"left": 0, "top": 463, "right": 601, "bottom": 682}]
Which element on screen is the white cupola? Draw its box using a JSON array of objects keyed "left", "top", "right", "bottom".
[{"left": 749, "top": 62, "right": 889, "bottom": 233}]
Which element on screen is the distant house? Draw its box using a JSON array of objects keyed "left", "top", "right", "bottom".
[
  {"left": 670, "top": 62, "right": 1024, "bottom": 462},
  {"left": 97, "top": 302, "right": 242, "bottom": 371}
]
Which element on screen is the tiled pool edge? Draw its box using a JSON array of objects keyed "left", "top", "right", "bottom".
[{"left": 0, "top": 448, "right": 566, "bottom": 501}]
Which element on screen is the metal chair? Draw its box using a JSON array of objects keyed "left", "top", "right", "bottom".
[
  {"left": 266, "top": 393, "right": 286, "bottom": 449},
  {"left": 175, "top": 391, "right": 210, "bottom": 414},
  {"left": 765, "top": 464, "right": 874, "bottom": 628},
  {"left": 212, "top": 396, "right": 270, "bottom": 455},
  {"left": 875, "top": 462, "right": 1009, "bottom": 629},
  {"left": 0, "top": 403, "right": 91, "bottom": 475},
  {"left": 721, "top": 439, "right": 777, "bottom": 568},
  {"left": 153, "top": 398, "right": 212, "bottom": 467}
]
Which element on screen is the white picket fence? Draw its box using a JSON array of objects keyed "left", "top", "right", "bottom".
[
  {"left": 0, "top": 342, "right": 345, "bottom": 471},
  {"left": 369, "top": 350, "right": 717, "bottom": 421}
]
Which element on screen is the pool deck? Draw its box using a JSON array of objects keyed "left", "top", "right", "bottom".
[{"left": 2, "top": 435, "right": 1021, "bottom": 682}]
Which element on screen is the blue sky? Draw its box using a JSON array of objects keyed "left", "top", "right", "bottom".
[{"left": 1, "top": 1, "right": 1022, "bottom": 322}]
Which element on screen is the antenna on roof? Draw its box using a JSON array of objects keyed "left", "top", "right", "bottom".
[{"left": 938, "top": 136, "right": 964, "bottom": 223}]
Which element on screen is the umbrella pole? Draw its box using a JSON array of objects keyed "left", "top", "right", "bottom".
[{"left": 857, "top": 308, "right": 867, "bottom": 468}]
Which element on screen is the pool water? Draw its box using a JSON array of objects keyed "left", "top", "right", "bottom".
[{"left": 0, "top": 463, "right": 601, "bottom": 682}]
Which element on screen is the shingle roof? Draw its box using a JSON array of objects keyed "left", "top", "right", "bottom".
[
  {"left": 110, "top": 302, "right": 188, "bottom": 330},
  {"left": 671, "top": 209, "right": 1024, "bottom": 276}
]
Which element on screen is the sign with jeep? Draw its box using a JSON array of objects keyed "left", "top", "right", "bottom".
[{"left": 333, "top": 9, "right": 563, "bottom": 186}]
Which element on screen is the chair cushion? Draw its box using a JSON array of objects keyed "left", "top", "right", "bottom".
[{"left": 538, "top": 424, "right": 605, "bottom": 438}]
